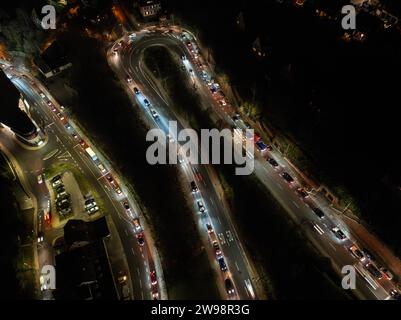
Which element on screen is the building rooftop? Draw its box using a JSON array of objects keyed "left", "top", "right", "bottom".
[{"left": 0, "top": 71, "right": 36, "bottom": 137}]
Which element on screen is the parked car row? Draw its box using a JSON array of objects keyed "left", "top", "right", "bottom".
[
  {"left": 52, "top": 175, "right": 72, "bottom": 216},
  {"left": 84, "top": 194, "right": 99, "bottom": 215}
]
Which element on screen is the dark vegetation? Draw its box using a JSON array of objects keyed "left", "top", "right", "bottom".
[
  {"left": 0, "top": 153, "right": 29, "bottom": 299},
  {"left": 143, "top": 45, "right": 351, "bottom": 299},
  {"left": 167, "top": 0, "right": 401, "bottom": 256}
]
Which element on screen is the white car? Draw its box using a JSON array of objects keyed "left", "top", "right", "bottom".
[
  {"left": 97, "top": 163, "right": 107, "bottom": 173},
  {"left": 150, "top": 109, "right": 159, "bottom": 118},
  {"left": 37, "top": 174, "right": 43, "bottom": 184},
  {"left": 132, "top": 218, "right": 141, "bottom": 231},
  {"left": 197, "top": 200, "right": 205, "bottom": 213},
  {"left": 37, "top": 232, "right": 44, "bottom": 243},
  {"left": 88, "top": 205, "right": 99, "bottom": 213}
]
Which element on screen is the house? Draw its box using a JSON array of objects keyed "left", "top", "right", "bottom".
[
  {"left": 139, "top": 0, "right": 162, "bottom": 19},
  {"left": 35, "top": 41, "right": 72, "bottom": 78},
  {"left": 54, "top": 218, "right": 116, "bottom": 300}
]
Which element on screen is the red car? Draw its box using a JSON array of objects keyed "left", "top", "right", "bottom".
[
  {"left": 106, "top": 174, "right": 115, "bottom": 185},
  {"left": 150, "top": 270, "right": 157, "bottom": 285},
  {"left": 253, "top": 133, "right": 261, "bottom": 142},
  {"left": 79, "top": 139, "right": 87, "bottom": 148},
  {"left": 44, "top": 211, "right": 51, "bottom": 224},
  {"left": 136, "top": 233, "right": 145, "bottom": 246}
]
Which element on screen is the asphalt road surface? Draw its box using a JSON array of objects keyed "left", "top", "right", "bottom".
[{"left": 109, "top": 26, "right": 399, "bottom": 300}]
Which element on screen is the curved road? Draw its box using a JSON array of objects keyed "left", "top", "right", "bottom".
[
  {"left": 110, "top": 26, "right": 399, "bottom": 300},
  {"left": 0, "top": 62, "right": 163, "bottom": 300}
]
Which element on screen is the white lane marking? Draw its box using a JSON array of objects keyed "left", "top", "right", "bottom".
[
  {"left": 217, "top": 216, "right": 222, "bottom": 225},
  {"left": 139, "top": 279, "right": 142, "bottom": 289},
  {"left": 218, "top": 233, "right": 226, "bottom": 245},
  {"left": 131, "top": 248, "right": 136, "bottom": 256},
  {"left": 235, "top": 261, "right": 240, "bottom": 271},
  {"left": 313, "top": 223, "right": 325, "bottom": 235},
  {"left": 137, "top": 268, "right": 140, "bottom": 276},
  {"left": 124, "top": 229, "right": 128, "bottom": 236},
  {"left": 277, "top": 183, "right": 283, "bottom": 190},
  {"left": 292, "top": 201, "right": 299, "bottom": 209},
  {"left": 329, "top": 243, "right": 337, "bottom": 251},
  {"left": 226, "top": 230, "right": 234, "bottom": 242}
]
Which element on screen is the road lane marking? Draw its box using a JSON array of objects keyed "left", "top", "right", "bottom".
[
  {"left": 218, "top": 233, "right": 226, "bottom": 245},
  {"left": 313, "top": 223, "right": 325, "bottom": 235},
  {"left": 292, "top": 201, "right": 299, "bottom": 209},
  {"left": 124, "top": 229, "right": 128, "bottom": 236},
  {"left": 329, "top": 243, "right": 337, "bottom": 251},
  {"left": 137, "top": 268, "right": 140, "bottom": 276},
  {"left": 235, "top": 261, "right": 240, "bottom": 271},
  {"left": 131, "top": 248, "right": 136, "bottom": 256}
]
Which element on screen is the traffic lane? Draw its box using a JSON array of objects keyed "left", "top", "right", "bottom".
[
  {"left": 193, "top": 164, "right": 253, "bottom": 299},
  {"left": 11, "top": 66, "right": 153, "bottom": 299},
  {"left": 29, "top": 85, "right": 151, "bottom": 300},
  {"left": 124, "top": 49, "right": 254, "bottom": 299},
  {"left": 253, "top": 159, "right": 385, "bottom": 299},
  {"left": 124, "top": 36, "right": 381, "bottom": 300},
  {"left": 53, "top": 127, "right": 149, "bottom": 300},
  {"left": 180, "top": 43, "right": 398, "bottom": 300},
  {"left": 192, "top": 176, "right": 248, "bottom": 300},
  {"left": 125, "top": 41, "right": 255, "bottom": 298},
  {"left": 126, "top": 31, "right": 397, "bottom": 300},
  {"left": 255, "top": 152, "right": 397, "bottom": 297}
]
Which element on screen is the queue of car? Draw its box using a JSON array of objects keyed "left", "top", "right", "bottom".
[{"left": 179, "top": 30, "right": 401, "bottom": 300}]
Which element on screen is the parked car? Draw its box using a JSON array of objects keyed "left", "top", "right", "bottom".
[
  {"left": 281, "top": 172, "right": 294, "bottom": 183},
  {"left": 296, "top": 188, "right": 309, "bottom": 198},
  {"left": 380, "top": 267, "right": 393, "bottom": 280},
  {"left": 349, "top": 244, "right": 366, "bottom": 261},
  {"left": 136, "top": 233, "right": 145, "bottom": 246},
  {"left": 218, "top": 256, "right": 228, "bottom": 272},
  {"left": 331, "top": 227, "right": 347, "bottom": 240},
  {"left": 362, "top": 248, "right": 376, "bottom": 261},
  {"left": 197, "top": 200, "right": 205, "bottom": 213},
  {"left": 132, "top": 218, "right": 141, "bottom": 231},
  {"left": 213, "top": 241, "right": 222, "bottom": 256},
  {"left": 267, "top": 157, "right": 279, "bottom": 168},
  {"left": 366, "top": 263, "right": 382, "bottom": 280},
  {"left": 150, "top": 270, "right": 157, "bottom": 285},
  {"left": 255, "top": 140, "right": 267, "bottom": 152},
  {"left": 312, "top": 207, "right": 325, "bottom": 219},
  {"left": 225, "top": 278, "right": 235, "bottom": 295},
  {"left": 190, "top": 181, "right": 198, "bottom": 192}
]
